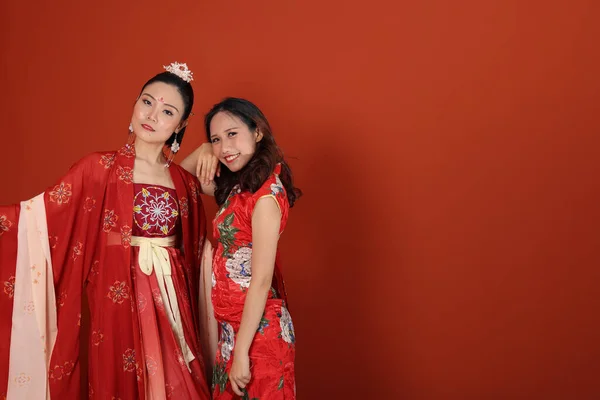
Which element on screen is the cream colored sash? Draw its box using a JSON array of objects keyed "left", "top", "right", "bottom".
[{"left": 131, "top": 236, "right": 195, "bottom": 369}]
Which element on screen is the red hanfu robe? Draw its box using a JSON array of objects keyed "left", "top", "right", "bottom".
[{"left": 0, "top": 145, "right": 210, "bottom": 399}]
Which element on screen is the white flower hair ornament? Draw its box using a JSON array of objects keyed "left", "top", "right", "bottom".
[{"left": 163, "top": 61, "right": 194, "bottom": 83}]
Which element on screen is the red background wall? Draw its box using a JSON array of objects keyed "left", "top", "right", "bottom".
[{"left": 1, "top": 1, "right": 599, "bottom": 398}]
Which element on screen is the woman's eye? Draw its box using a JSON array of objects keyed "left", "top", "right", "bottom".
[
  {"left": 163, "top": 110, "right": 173, "bottom": 116},
  {"left": 143, "top": 99, "right": 151, "bottom": 106},
  {"left": 228, "top": 132, "right": 237, "bottom": 137},
  {"left": 211, "top": 138, "right": 220, "bottom": 144}
]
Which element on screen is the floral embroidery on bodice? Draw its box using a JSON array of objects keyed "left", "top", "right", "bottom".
[{"left": 132, "top": 184, "right": 180, "bottom": 237}]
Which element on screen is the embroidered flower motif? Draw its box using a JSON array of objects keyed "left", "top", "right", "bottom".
[
  {"left": 14, "top": 373, "right": 31, "bottom": 387},
  {"left": 122, "top": 349, "right": 137, "bottom": 372},
  {"left": 24, "top": 301, "right": 35, "bottom": 314},
  {"left": 120, "top": 225, "right": 132, "bottom": 248},
  {"left": 279, "top": 306, "right": 295, "bottom": 344},
  {"left": 63, "top": 361, "right": 75, "bottom": 376},
  {"left": 145, "top": 355, "right": 158, "bottom": 376},
  {"left": 152, "top": 289, "right": 164, "bottom": 310},
  {"left": 118, "top": 145, "right": 135, "bottom": 158},
  {"left": 91, "top": 330, "right": 104, "bottom": 346},
  {"left": 103, "top": 209, "right": 119, "bottom": 233},
  {"left": 271, "top": 175, "right": 284, "bottom": 196},
  {"left": 83, "top": 197, "right": 96, "bottom": 213},
  {"left": 0, "top": 215, "right": 13, "bottom": 236},
  {"left": 225, "top": 247, "right": 252, "bottom": 288},
  {"left": 117, "top": 166, "right": 133, "bottom": 184},
  {"left": 179, "top": 197, "right": 189, "bottom": 218},
  {"left": 3, "top": 276, "right": 15, "bottom": 298},
  {"left": 49, "top": 235, "right": 58, "bottom": 249},
  {"left": 31, "top": 264, "right": 42, "bottom": 285},
  {"left": 99, "top": 153, "right": 116, "bottom": 169},
  {"left": 137, "top": 292, "right": 147, "bottom": 313},
  {"left": 49, "top": 361, "right": 74, "bottom": 381},
  {"left": 189, "top": 181, "right": 200, "bottom": 203},
  {"left": 133, "top": 187, "right": 179, "bottom": 236},
  {"left": 57, "top": 291, "right": 67, "bottom": 307},
  {"left": 220, "top": 322, "right": 235, "bottom": 362},
  {"left": 89, "top": 260, "right": 99, "bottom": 277},
  {"left": 107, "top": 281, "right": 129, "bottom": 304},
  {"left": 49, "top": 182, "right": 72, "bottom": 205},
  {"left": 72, "top": 241, "right": 83, "bottom": 261}
]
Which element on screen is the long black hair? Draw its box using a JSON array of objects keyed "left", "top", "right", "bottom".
[
  {"left": 139, "top": 71, "right": 194, "bottom": 147},
  {"left": 204, "top": 97, "right": 302, "bottom": 207}
]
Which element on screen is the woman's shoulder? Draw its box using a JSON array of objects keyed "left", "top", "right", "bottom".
[
  {"left": 66, "top": 151, "right": 118, "bottom": 172},
  {"left": 254, "top": 163, "right": 286, "bottom": 197},
  {"left": 246, "top": 163, "right": 288, "bottom": 217},
  {"left": 170, "top": 162, "right": 203, "bottom": 200},
  {"left": 171, "top": 162, "right": 201, "bottom": 185}
]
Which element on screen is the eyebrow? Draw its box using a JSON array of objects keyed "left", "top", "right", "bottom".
[
  {"left": 210, "top": 126, "right": 240, "bottom": 138},
  {"left": 142, "top": 93, "right": 180, "bottom": 113}
]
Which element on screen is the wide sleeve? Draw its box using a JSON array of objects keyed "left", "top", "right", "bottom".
[
  {"left": 43, "top": 153, "right": 109, "bottom": 284},
  {"left": 1, "top": 153, "right": 109, "bottom": 400}
]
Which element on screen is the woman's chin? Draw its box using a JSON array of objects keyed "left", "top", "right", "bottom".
[{"left": 134, "top": 132, "right": 171, "bottom": 145}]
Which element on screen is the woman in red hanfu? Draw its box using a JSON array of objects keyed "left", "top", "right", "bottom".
[
  {"left": 0, "top": 62, "right": 211, "bottom": 399},
  {"left": 182, "top": 98, "right": 302, "bottom": 399}
]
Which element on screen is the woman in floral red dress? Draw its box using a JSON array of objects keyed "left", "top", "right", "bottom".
[
  {"left": 0, "top": 63, "right": 211, "bottom": 399},
  {"left": 183, "top": 98, "right": 301, "bottom": 399}
]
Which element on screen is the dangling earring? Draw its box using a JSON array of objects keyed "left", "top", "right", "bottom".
[
  {"left": 126, "top": 123, "right": 135, "bottom": 149},
  {"left": 164, "top": 132, "right": 180, "bottom": 168}
]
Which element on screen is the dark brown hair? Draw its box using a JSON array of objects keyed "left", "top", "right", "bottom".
[
  {"left": 204, "top": 97, "right": 302, "bottom": 207},
  {"left": 140, "top": 71, "right": 194, "bottom": 148}
]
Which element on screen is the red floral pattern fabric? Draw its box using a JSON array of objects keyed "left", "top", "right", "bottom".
[{"left": 211, "top": 164, "right": 296, "bottom": 399}]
